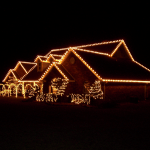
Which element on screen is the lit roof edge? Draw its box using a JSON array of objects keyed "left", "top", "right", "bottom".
[
  {"left": 20, "top": 64, "right": 37, "bottom": 81},
  {"left": 71, "top": 49, "right": 102, "bottom": 80},
  {"left": 45, "top": 39, "right": 122, "bottom": 57},
  {"left": 102, "top": 79, "right": 150, "bottom": 83},
  {"left": 70, "top": 49, "right": 150, "bottom": 84},
  {"left": 2, "top": 69, "right": 13, "bottom": 82}
]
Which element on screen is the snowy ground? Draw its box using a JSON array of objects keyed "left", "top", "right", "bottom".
[{"left": 0, "top": 96, "right": 150, "bottom": 150}]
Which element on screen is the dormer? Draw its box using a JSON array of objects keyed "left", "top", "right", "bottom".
[{"left": 36, "top": 58, "right": 50, "bottom": 72}]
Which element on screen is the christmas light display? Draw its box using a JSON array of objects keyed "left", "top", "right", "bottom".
[
  {"left": 71, "top": 94, "right": 91, "bottom": 105},
  {"left": 2, "top": 39, "right": 150, "bottom": 105},
  {"left": 36, "top": 78, "right": 68, "bottom": 102},
  {"left": 88, "top": 80, "right": 103, "bottom": 99},
  {"left": 71, "top": 80, "right": 103, "bottom": 105}
]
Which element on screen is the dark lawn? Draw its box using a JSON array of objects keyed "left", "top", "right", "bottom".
[{"left": 0, "top": 96, "right": 150, "bottom": 150}]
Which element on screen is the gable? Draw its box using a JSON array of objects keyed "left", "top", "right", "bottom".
[
  {"left": 61, "top": 50, "right": 98, "bottom": 84},
  {"left": 44, "top": 66, "right": 65, "bottom": 82},
  {"left": 34, "top": 55, "right": 48, "bottom": 62},
  {"left": 15, "top": 64, "right": 26, "bottom": 78},
  {"left": 112, "top": 43, "right": 132, "bottom": 60},
  {"left": 75, "top": 50, "right": 150, "bottom": 82},
  {"left": 3, "top": 69, "right": 19, "bottom": 83},
  {"left": 20, "top": 62, "right": 36, "bottom": 72},
  {"left": 3, "top": 70, "right": 13, "bottom": 83},
  {"left": 46, "top": 55, "right": 55, "bottom": 62},
  {"left": 76, "top": 41, "right": 120, "bottom": 55}
]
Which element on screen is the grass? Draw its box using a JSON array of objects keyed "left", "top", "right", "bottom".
[{"left": 0, "top": 96, "right": 150, "bottom": 150}]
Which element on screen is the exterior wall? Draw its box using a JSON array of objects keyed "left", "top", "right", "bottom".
[
  {"left": 103, "top": 83, "right": 150, "bottom": 102},
  {"left": 113, "top": 44, "right": 131, "bottom": 60},
  {"left": 62, "top": 51, "right": 97, "bottom": 94}
]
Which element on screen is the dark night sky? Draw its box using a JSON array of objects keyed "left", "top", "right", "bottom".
[{"left": 0, "top": 2, "right": 150, "bottom": 82}]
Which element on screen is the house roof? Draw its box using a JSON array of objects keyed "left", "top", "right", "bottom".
[
  {"left": 51, "top": 55, "right": 62, "bottom": 60},
  {"left": 46, "top": 40, "right": 124, "bottom": 56},
  {"left": 4, "top": 39, "right": 150, "bottom": 84},
  {"left": 34, "top": 55, "right": 48, "bottom": 62},
  {"left": 21, "top": 62, "right": 74, "bottom": 82},
  {"left": 74, "top": 50, "right": 150, "bottom": 81},
  {"left": 12, "top": 70, "right": 20, "bottom": 79},
  {"left": 75, "top": 40, "right": 121, "bottom": 55},
  {"left": 49, "top": 50, "right": 68, "bottom": 56},
  {"left": 2, "top": 69, "right": 20, "bottom": 82},
  {"left": 21, "top": 65, "right": 46, "bottom": 81},
  {"left": 55, "top": 64, "right": 74, "bottom": 81},
  {"left": 20, "top": 62, "right": 36, "bottom": 72}
]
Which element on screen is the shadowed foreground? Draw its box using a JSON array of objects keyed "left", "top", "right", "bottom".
[{"left": 0, "top": 96, "right": 150, "bottom": 150}]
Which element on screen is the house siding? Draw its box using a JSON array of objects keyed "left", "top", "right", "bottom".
[
  {"left": 103, "top": 83, "right": 150, "bottom": 102},
  {"left": 62, "top": 51, "right": 97, "bottom": 94}
]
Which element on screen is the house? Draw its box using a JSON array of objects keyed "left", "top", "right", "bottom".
[{"left": 2, "top": 39, "right": 150, "bottom": 103}]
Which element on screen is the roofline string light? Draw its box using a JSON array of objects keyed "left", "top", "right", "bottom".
[
  {"left": 14, "top": 61, "right": 26, "bottom": 73},
  {"left": 20, "top": 64, "right": 37, "bottom": 80},
  {"left": 11, "top": 70, "right": 18, "bottom": 80},
  {"left": 121, "top": 40, "right": 134, "bottom": 61},
  {"left": 71, "top": 49, "right": 150, "bottom": 84},
  {"left": 3, "top": 69, "right": 18, "bottom": 82},
  {"left": 3, "top": 39, "right": 150, "bottom": 84},
  {"left": 110, "top": 40, "right": 123, "bottom": 57},
  {"left": 34, "top": 55, "right": 49, "bottom": 63},
  {"left": 3, "top": 69, "right": 13, "bottom": 82},
  {"left": 39, "top": 63, "right": 54, "bottom": 81},
  {"left": 71, "top": 49, "right": 102, "bottom": 80},
  {"left": 133, "top": 61, "right": 150, "bottom": 72},
  {"left": 75, "top": 39, "right": 122, "bottom": 48},
  {"left": 3, "top": 61, "right": 37, "bottom": 82},
  {"left": 45, "top": 39, "right": 122, "bottom": 57},
  {"left": 59, "top": 50, "right": 70, "bottom": 64},
  {"left": 75, "top": 48, "right": 110, "bottom": 56},
  {"left": 46, "top": 54, "right": 56, "bottom": 62},
  {"left": 45, "top": 48, "right": 68, "bottom": 57},
  {"left": 19, "top": 62, "right": 28, "bottom": 74},
  {"left": 54, "top": 64, "right": 69, "bottom": 80},
  {"left": 102, "top": 79, "right": 150, "bottom": 83}
]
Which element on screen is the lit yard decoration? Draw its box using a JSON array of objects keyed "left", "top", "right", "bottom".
[
  {"left": 71, "top": 94, "right": 91, "bottom": 105},
  {"left": 71, "top": 80, "right": 103, "bottom": 105},
  {"left": 0, "top": 84, "right": 6, "bottom": 96},
  {"left": 24, "top": 84, "right": 40, "bottom": 98},
  {"left": 89, "top": 80, "right": 103, "bottom": 99},
  {"left": 36, "top": 78, "right": 69, "bottom": 102},
  {"left": 51, "top": 78, "right": 69, "bottom": 96}
]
